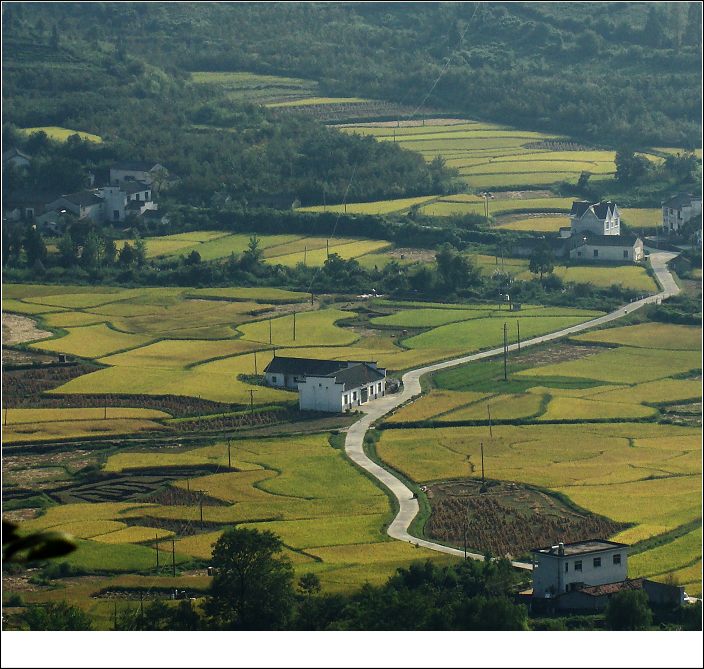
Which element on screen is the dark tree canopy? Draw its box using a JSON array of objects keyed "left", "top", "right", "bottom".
[{"left": 204, "top": 526, "right": 295, "bottom": 630}]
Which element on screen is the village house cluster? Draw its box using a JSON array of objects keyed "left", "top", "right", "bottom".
[{"left": 2, "top": 153, "right": 170, "bottom": 234}]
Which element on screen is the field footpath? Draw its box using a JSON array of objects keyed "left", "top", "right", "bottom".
[{"left": 344, "top": 251, "right": 680, "bottom": 571}]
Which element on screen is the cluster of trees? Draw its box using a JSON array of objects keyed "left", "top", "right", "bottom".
[
  {"left": 2, "top": 219, "right": 146, "bottom": 277},
  {"left": 13, "top": 526, "right": 701, "bottom": 632},
  {"left": 6, "top": 3, "right": 699, "bottom": 148}
]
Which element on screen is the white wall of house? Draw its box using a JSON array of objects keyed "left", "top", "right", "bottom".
[
  {"left": 264, "top": 371, "right": 302, "bottom": 390},
  {"left": 533, "top": 546, "right": 628, "bottom": 598},
  {"left": 662, "top": 198, "right": 702, "bottom": 233},
  {"left": 299, "top": 376, "right": 345, "bottom": 412},
  {"left": 571, "top": 207, "right": 620, "bottom": 237},
  {"left": 98, "top": 186, "right": 127, "bottom": 222},
  {"left": 570, "top": 240, "right": 643, "bottom": 262}
]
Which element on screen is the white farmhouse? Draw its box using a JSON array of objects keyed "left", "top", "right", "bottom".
[
  {"left": 569, "top": 201, "right": 621, "bottom": 236},
  {"left": 531, "top": 540, "right": 628, "bottom": 599},
  {"left": 569, "top": 233, "right": 644, "bottom": 262},
  {"left": 662, "top": 192, "right": 702, "bottom": 234},
  {"left": 263, "top": 356, "right": 387, "bottom": 412}
]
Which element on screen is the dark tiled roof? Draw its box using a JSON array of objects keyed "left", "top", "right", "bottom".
[
  {"left": 571, "top": 201, "right": 617, "bottom": 220},
  {"left": 264, "top": 356, "right": 347, "bottom": 377},
  {"left": 532, "top": 539, "right": 629, "bottom": 556},
  {"left": 122, "top": 181, "right": 151, "bottom": 194},
  {"left": 592, "top": 202, "right": 616, "bottom": 219},
  {"left": 662, "top": 192, "right": 701, "bottom": 209},
  {"left": 111, "top": 161, "right": 163, "bottom": 172},
  {"left": 570, "top": 201, "right": 591, "bottom": 217},
  {"left": 578, "top": 579, "right": 644, "bottom": 597},
  {"left": 331, "top": 363, "right": 385, "bottom": 391},
  {"left": 575, "top": 233, "right": 640, "bottom": 248},
  {"left": 61, "top": 191, "right": 104, "bottom": 207}
]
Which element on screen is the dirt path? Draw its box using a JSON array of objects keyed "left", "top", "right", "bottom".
[
  {"left": 2, "top": 312, "right": 52, "bottom": 346},
  {"left": 344, "top": 250, "right": 679, "bottom": 571}
]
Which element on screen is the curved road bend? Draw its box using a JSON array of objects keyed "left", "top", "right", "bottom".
[{"left": 344, "top": 252, "right": 679, "bottom": 570}]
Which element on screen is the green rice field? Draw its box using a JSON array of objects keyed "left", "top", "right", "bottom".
[{"left": 19, "top": 126, "right": 103, "bottom": 142}]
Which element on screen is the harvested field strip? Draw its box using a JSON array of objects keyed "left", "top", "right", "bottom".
[
  {"left": 2, "top": 299, "right": 67, "bottom": 315},
  {"left": 495, "top": 215, "right": 569, "bottom": 233}
]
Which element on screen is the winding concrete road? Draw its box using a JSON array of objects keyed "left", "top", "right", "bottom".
[{"left": 344, "top": 251, "right": 679, "bottom": 570}]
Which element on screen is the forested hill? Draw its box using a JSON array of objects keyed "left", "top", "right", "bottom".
[{"left": 4, "top": 2, "right": 702, "bottom": 149}]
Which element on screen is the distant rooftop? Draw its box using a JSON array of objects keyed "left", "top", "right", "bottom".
[{"left": 532, "top": 539, "right": 628, "bottom": 557}]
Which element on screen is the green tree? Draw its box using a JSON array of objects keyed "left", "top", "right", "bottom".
[
  {"left": 298, "top": 572, "right": 322, "bottom": 597},
  {"left": 57, "top": 231, "right": 77, "bottom": 267},
  {"left": 615, "top": 149, "right": 651, "bottom": 185},
  {"left": 134, "top": 234, "right": 147, "bottom": 267},
  {"left": 203, "top": 527, "right": 294, "bottom": 630},
  {"left": 240, "top": 235, "right": 263, "bottom": 272},
  {"left": 23, "top": 225, "right": 47, "bottom": 266},
  {"left": 81, "top": 229, "right": 105, "bottom": 269},
  {"left": 606, "top": 589, "right": 653, "bottom": 630},
  {"left": 21, "top": 601, "right": 92, "bottom": 631},
  {"left": 529, "top": 243, "right": 555, "bottom": 281},
  {"left": 435, "top": 243, "right": 480, "bottom": 292},
  {"left": 119, "top": 241, "right": 136, "bottom": 266}
]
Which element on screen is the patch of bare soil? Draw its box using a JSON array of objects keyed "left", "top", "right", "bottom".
[
  {"left": 490, "top": 190, "right": 556, "bottom": 200},
  {"left": 425, "top": 479, "right": 628, "bottom": 559},
  {"left": 2, "top": 347, "right": 55, "bottom": 366},
  {"left": 2, "top": 313, "right": 52, "bottom": 346},
  {"left": 515, "top": 343, "right": 606, "bottom": 367},
  {"left": 387, "top": 247, "right": 436, "bottom": 263},
  {"left": 336, "top": 118, "right": 468, "bottom": 128},
  {"left": 1, "top": 508, "right": 41, "bottom": 523}
]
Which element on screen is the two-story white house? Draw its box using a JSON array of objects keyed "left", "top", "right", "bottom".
[
  {"left": 531, "top": 540, "right": 629, "bottom": 599},
  {"left": 662, "top": 192, "right": 702, "bottom": 234},
  {"left": 569, "top": 201, "right": 621, "bottom": 237},
  {"left": 263, "top": 356, "right": 387, "bottom": 412}
]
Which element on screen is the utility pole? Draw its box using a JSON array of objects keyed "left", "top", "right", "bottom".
[
  {"left": 480, "top": 441, "right": 485, "bottom": 484},
  {"left": 304, "top": 245, "right": 307, "bottom": 265},
  {"left": 487, "top": 403, "right": 493, "bottom": 438},
  {"left": 463, "top": 522, "right": 467, "bottom": 560},
  {"left": 326, "top": 238, "right": 330, "bottom": 258},
  {"left": 253, "top": 350, "right": 258, "bottom": 375},
  {"left": 310, "top": 291, "right": 314, "bottom": 306},
  {"left": 104, "top": 403, "right": 107, "bottom": 420},
  {"left": 227, "top": 438, "right": 232, "bottom": 469},
  {"left": 517, "top": 320, "right": 521, "bottom": 353},
  {"left": 269, "top": 317, "right": 272, "bottom": 345},
  {"left": 156, "top": 534, "right": 159, "bottom": 569},
  {"left": 248, "top": 389, "right": 257, "bottom": 415},
  {"left": 198, "top": 491, "right": 204, "bottom": 529},
  {"left": 172, "top": 538, "right": 176, "bottom": 577},
  {"left": 293, "top": 311, "right": 296, "bottom": 341},
  {"left": 186, "top": 478, "right": 190, "bottom": 493},
  {"left": 503, "top": 323, "right": 508, "bottom": 382}
]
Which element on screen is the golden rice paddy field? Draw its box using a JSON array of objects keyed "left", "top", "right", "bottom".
[
  {"left": 340, "top": 120, "right": 628, "bottom": 190},
  {"left": 120, "top": 231, "right": 392, "bottom": 266},
  {"left": 5, "top": 285, "right": 602, "bottom": 418},
  {"left": 377, "top": 321, "right": 702, "bottom": 589},
  {"left": 19, "top": 126, "right": 103, "bottom": 143},
  {"left": 17, "top": 433, "right": 456, "bottom": 607}
]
